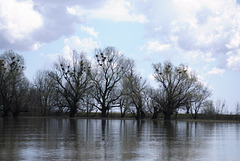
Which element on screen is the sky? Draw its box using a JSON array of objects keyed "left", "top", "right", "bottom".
[{"left": 1, "top": 0, "right": 240, "bottom": 113}]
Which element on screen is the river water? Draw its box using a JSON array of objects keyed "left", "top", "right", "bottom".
[{"left": 0, "top": 118, "right": 239, "bottom": 161}]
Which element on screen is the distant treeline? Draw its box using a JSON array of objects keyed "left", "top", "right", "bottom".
[{"left": 0, "top": 48, "right": 239, "bottom": 120}]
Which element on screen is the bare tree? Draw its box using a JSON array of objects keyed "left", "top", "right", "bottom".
[
  {"left": 0, "top": 50, "right": 29, "bottom": 117},
  {"left": 235, "top": 102, "right": 240, "bottom": 115},
  {"left": 121, "top": 60, "right": 148, "bottom": 120},
  {"left": 150, "top": 88, "right": 163, "bottom": 119},
  {"left": 118, "top": 93, "right": 131, "bottom": 118},
  {"left": 189, "top": 82, "right": 212, "bottom": 119},
  {"left": 153, "top": 61, "right": 197, "bottom": 120},
  {"left": 34, "top": 70, "right": 56, "bottom": 115},
  {"left": 49, "top": 51, "right": 92, "bottom": 117},
  {"left": 91, "top": 47, "right": 129, "bottom": 118},
  {"left": 201, "top": 100, "right": 215, "bottom": 115},
  {"left": 215, "top": 99, "right": 227, "bottom": 114}
]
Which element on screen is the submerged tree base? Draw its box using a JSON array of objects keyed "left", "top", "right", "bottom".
[{"left": 2, "top": 111, "right": 240, "bottom": 122}]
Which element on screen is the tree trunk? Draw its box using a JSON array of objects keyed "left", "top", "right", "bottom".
[
  {"left": 140, "top": 110, "right": 145, "bottom": 119},
  {"left": 193, "top": 113, "right": 197, "bottom": 119},
  {"left": 12, "top": 110, "right": 19, "bottom": 118},
  {"left": 3, "top": 109, "right": 10, "bottom": 117},
  {"left": 121, "top": 112, "right": 125, "bottom": 118},
  {"left": 152, "top": 111, "right": 160, "bottom": 119},
  {"left": 186, "top": 105, "right": 190, "bottom": 114},
  {"left": 102, "top": 108, "right": 107, "bottom": 118},
  {"left": 163, "top": 111, "right": 172, "bottom": 120},
  {"left": 3, "top": 105, "right": 10, "bottom": 117},
  {"left": 135, "top": 108, "right": 141, "bottom": 120},
  {"left": 69, "top": 106, "right": 77, "bottom": 117}
]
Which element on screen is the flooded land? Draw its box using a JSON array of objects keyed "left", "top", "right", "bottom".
[{"left": 0, "top": 117, "right": 239, "bottom": 161}]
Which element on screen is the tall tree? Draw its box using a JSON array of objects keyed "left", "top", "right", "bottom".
[
  {"left": 0, "top": 50, "right": 29, "bottom": 117},
  {"left": 153, "top": 61, "right": 197, "bottom": 120},
  {"left": 91, "top": 47, "right": 129, "bottom": 118},
  {"left": 49, "top": 51, "right": 92, "bottom": 117}
]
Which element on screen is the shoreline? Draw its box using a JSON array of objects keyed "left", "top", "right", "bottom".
[{"left": 1, "top": 114, "right": 240, "bottom": 123}]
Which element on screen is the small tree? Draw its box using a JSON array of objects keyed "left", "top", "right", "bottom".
[
  {"left": 189, "top": 82, "right": 212, "bottom": 119},
  {"left": 201, "top": 100, "right": 216, "bottom": 115},
  {"left": 118, "top": 93, "right": 131, "bottom": 118},
  {"left": 149, "top": 88, "right": 162, "bottom": 119},
  {"left": 215, "top": 99, "right": 227, "bottom": 114},
  {"left": 235, "top": 102, "right": 240, "bottom": 115}
]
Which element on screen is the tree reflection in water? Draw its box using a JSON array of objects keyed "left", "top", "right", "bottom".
[{"left": 0, "top": 118, "right": 239, "bottom": 161}]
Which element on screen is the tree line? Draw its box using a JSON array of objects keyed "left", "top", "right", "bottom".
[{"left": 0, "top": 47, "right": 228, "bottom": 120}]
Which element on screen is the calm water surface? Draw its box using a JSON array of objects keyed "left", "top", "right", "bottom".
[{"left": 0, "top": 118, "right": 239, "bottom": 161}]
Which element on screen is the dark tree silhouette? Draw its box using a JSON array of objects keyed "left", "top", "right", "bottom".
[
  {"left": 121, "top": 60, "right": 148, "bottom": 120},
  {"left": 91, "top": 47, "right": 129, "bottom": 118},
  {"left": 189, "top": 82, "right": 212, "bottom": 119},
  {"left": 152, "top": 61, "right": 197, "bottom": 120},
  {"left": 49, "top": 51, "right": 92, "bottom": 117},
  {"left": 0, "top": 50, "right": 29, "bottom": 117}
]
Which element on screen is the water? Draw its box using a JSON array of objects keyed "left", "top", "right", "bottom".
[{"left": 0, "top": 118, "right": 239, "bottom": 161}]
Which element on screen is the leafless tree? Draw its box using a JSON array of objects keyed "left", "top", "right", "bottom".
[
  {"left": 149, "top": 88, "right": 163, "bottom": 119},
  {"left": 118, "top": 93, "right": 131, "bottom": 118},
  {"left": 49, "top": 51, "right": 92, "bottom": 117},
  {"left": 235, "top": 102, "right": 240, "bottom": 115},
  {"left": 153, "top": 61, "right": 197, "bottom": 120},
  {"left": 189, "top": 82, "right": 212, "bottom": 119},
  {"left": 215, "top": 99, "right": 227, "bottom": 114},
  {"left": 91, "top": 47, "right": 129, "bottom": 118},
  {"left": 0, "top": 50, "right": 29, "bottom": 117},
  {"left": 33, "top": 70, "right": 56, "bottom": 115},
  {"left": 201, "top": 100, "right": 216, "bottom": 114},
  {"left": 121, "top": 60, "right": 148, "bottom": 120}
]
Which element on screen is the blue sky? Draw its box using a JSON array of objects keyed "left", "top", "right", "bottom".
[{"left": 1, "top": 0, "right": 240, "bottom": 112}]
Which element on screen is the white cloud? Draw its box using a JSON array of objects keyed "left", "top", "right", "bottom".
[
  {"left": 147, "top": 40, "right": 170, "bottom": 52},
  {"left": 184, "top": 51, "right": 216, "bottom": 63},
  {"left": 148, "top": 73, "right": 155, "bottom": 81},
  {"left": 135, "top": 0, "right": 240, "bottom": 71},
  {"left": 45, "top": 36, "right": 100, "bottom": 63},
  {"left": 227, "top": 53, "right": 240, "bottom": 71},
  {"left": 0, "top": 0, "right": 43, "bottom": 41},
  {"left": 0, "top": 0, "right": 105, "bottom": 50},
  {"left": 207, "top": 67, "right": 225, "bottom": 76},
  {"left": 81, "top": 26, "right": 99, "bottom": 38},
  {"left": 0, "top": 0, "right": 44, "bottom": 50},
  {"left": 67, "top": 0, "right": 147, "bottom": 23},
  {"left": 63, "top": 36, "right": 100, "bottom": 54}
]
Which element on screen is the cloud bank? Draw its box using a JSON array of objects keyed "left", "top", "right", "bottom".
[
  {"left": 0, "top": 0, "right": 105, "bottom": 51},
  {"left": 135, "top": 0, "right": 240, "bottom": 71}
]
